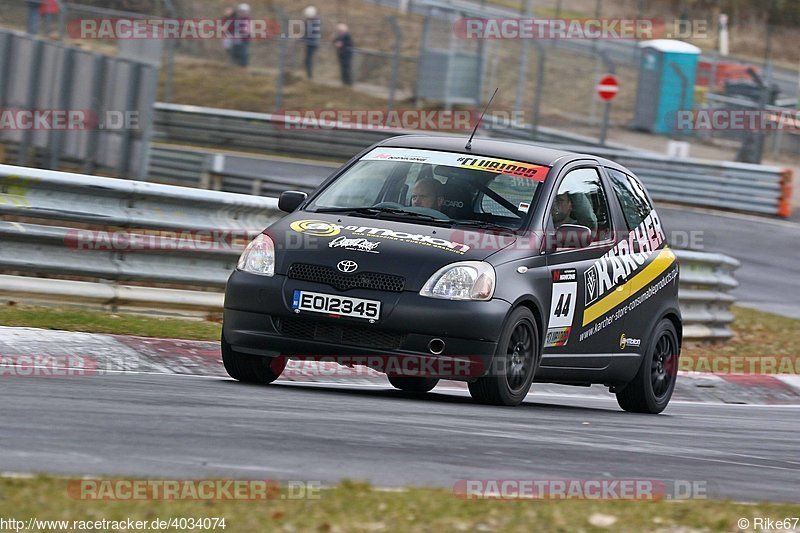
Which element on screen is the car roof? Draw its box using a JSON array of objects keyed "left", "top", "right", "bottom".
[{"left": 377, "top": 135, "right": 594, "bottom": 168}]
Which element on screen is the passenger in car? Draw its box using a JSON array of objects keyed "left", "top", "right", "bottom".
[{"left": 552, "top": 193, "right": 577, "bottom": 228}]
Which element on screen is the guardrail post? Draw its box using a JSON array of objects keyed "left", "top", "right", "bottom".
[
  {"left": 387, "top": 16, "right": 401, "bottom": 112},
  {"left": 274, "top": 7, "right": 288, "bottom": 112},
  {"left": 514, "top": 0, "right": 534, "bottom": 114},
  {"left": 530, "top": 42, "right": 546, "bottom": 137},
  {"left": 47, "top": 47, "right": 76, "bottom": 170},
  {"left": 778, "top": 168, "right": 794, "bottom": 218},
  {"left": 210, "top": 153, "right": 225, "bottom": 191},
  {"left": 18, "top": 38, "right": 45, "bottom": 167}
]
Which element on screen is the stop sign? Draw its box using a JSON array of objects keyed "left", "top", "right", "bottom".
[{"left": 596, "top": 75, "right": 619, "bottom": 102}]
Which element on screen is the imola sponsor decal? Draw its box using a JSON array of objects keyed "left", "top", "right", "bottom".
[
  {"left": 584, "top": 211, "right": 666, "bottom": 307},
  {"left": 290, "top": 220, "right": 470, "bottom": 254}
]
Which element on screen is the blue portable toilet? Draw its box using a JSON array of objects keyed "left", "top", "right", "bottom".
[{"left": 633, "top": 39, "right": 701, "bottom": 134}]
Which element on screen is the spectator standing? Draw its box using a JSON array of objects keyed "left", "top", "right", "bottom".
[
  {"left": 333, "top": 23, "right": 354, "bottom": 86},
  {"left": 302, "top": 6, "right": 321, "bottom": 79},
  {"left": 222, "top": 6, "right": 237, "bottom": 63},
  {"left": 231, "top": 3, "right": 252, "bottom": 67},
  {"left": 26, "top": 0, "right": 42, "bottom": 35},
  {"left": 39, "top": 0, "right": 59, "bottom": 36}
]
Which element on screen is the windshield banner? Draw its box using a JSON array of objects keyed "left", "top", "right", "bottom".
[{"left": 362, "top": 148, "right": 550, "bottom": 181}]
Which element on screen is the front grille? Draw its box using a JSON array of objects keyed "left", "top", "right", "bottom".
[
  {"left": 287, "top": 263, "right": 405, "bottom": 292},
  {"left": 275, "top": 317, "right": 406, "bottom": 350}
]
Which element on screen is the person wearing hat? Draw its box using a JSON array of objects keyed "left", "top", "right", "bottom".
[
  {"left": 302, "top": 6, "right": 321, "bottom": 79},
  {"left": 231, "top": 3, "right": 252, "bottom": 67}
]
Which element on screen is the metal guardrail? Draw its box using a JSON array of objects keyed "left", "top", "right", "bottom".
[
  {"left": 147, "top": 147, "right": 322, "bottom": 196},
  {"left": 152, "top": 103, "right": 793, "bottom": 218},
  {"left": 1, "top": 164, "right": 738, "bottom": 339},
  {"left": 676, "top": 250, "right": 740, "bottom": 341}
]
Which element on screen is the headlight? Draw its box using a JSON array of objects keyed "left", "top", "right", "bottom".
[
  {"left": 420, "top": 261, "right": 496, "bottom": 301},
  {"left": 237, "top": 233, "right": 275, "bottom": 276}
]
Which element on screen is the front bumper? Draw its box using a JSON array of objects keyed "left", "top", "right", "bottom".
[{"left": 223, "top": 270, "right": 511, "bottom": 377}]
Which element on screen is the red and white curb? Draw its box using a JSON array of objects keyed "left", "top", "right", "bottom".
[{"left": 1, "top": 327, "right": 799, "bottom": 405}]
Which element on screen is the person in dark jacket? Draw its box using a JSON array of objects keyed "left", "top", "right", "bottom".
[
  {"left": 222, "top": 6, "right": 237, "bottom": 63},
  {"left": 333, "top": 23, "right": 354, "bottom": 86},
  {"left": 231, "top": 3, "right": 252, "bottom": 67},
  {"left": 26, "top": 0, "right": 42, "bottom": 35},
  {"left": 302, "top": 6, "right": 321, "bottom": 79}
]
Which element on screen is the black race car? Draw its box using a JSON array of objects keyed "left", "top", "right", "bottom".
[{"left": 223, "top": 136, "right": 681, "bottom": 413}]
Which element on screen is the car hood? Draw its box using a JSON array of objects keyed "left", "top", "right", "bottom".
[{"left": 268, "top": 213, "right": 518, "bottom": 291}]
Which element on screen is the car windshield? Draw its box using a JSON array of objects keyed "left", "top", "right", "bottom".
[{"left": 306, "top": 147, "right": 550, "bottom": 230}]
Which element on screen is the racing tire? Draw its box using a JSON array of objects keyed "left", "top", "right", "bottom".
[
  {"left": 221, "top": 336, "right": 286, "bottom": 384},
  {"left": 468, "top": 307, "right": 539, "bottom": 406},
  {"left": 616, "top": 319, "right": 679, "bottom": 414},
  {"left": 388, "top": 376, "right": 439, "bottom": 393}
]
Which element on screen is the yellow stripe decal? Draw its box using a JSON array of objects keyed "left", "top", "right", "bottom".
[{"left": 582, "top": 247, "right": 676, "bottom": 326}]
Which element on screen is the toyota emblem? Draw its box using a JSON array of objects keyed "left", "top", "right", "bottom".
[{"left": 337, "top": 260, "right": 358, "bottom": 273}]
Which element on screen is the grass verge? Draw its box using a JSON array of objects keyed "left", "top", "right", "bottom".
[
  {"left": 0, "top": 477, "right": 798, "bottom": 532},
  {"left": 0, "top": 304, "right": 221, "bottom": 341}
]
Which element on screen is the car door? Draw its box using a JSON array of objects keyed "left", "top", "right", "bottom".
[
  {"left": 601, "top": 166, "right": 678, "bottom": 356},
  {"left": 541, "top": 165, "right": 623, "bottom": 370}
]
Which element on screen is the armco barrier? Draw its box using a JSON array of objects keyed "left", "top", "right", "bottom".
[
  {"left": 152, "top": 102, "right": 793, "bottom": 218},
  {"left": 1, "top": 164, "right": 738, "bottom": 339}
]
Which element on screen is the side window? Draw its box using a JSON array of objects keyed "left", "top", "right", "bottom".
[
  {"left": 481, "top": 174, "right": 537, "bottom": 216},
  {"left": 606, "top": 168, "right": 652, "bottom": 230},
  {"left": 551, "top": 168, "right": 612, "bottom": 241}
]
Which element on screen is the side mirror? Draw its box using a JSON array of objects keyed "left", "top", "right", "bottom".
[
  {"left": 278, "top": 191, "right": 308, "bottom": 213},
  {"left": 549, "top": 224, "right": 593, "bottom": 251}
]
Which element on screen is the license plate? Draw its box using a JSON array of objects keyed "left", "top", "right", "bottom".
[{"left": 292, "top": 290, "right": 381, "bottom": 321}]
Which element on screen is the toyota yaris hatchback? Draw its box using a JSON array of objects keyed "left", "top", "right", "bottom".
[{"left": 223, "top": 136, "right": 681, "bottom": 413}]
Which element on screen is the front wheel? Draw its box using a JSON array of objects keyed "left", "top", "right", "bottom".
[
  {"left": 221, "top": 335, "right": 285, "bottom": 384},
  {"left": 388, "top": 376, "right": 439, "bottom": 393},
  {"left": 468, "top": 307, "right": 539, "bottom": 406},
  {"left": 616, "top": 319, "right": 679, "bottom": 414}
]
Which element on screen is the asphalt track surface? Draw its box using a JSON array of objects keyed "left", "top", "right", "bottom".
[
  {"left": 3, "top": 157, "right": 798, "bottom": 504},
  {"left": 2, "top": 372, "right": 799, "bottom": 502}
]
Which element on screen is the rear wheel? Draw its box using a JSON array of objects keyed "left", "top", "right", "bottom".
[
  {"left": 388, "top": 376, "right": 439, "bottom": 393},
  {"left": 616, "top": 319, "right": 679, "bottom": 414},
  {"left": 468, "top": 307, "right": 539, "bottom": 406},
  {"left": 221, "top": 335, "right": 285, "bottom": 384}
]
